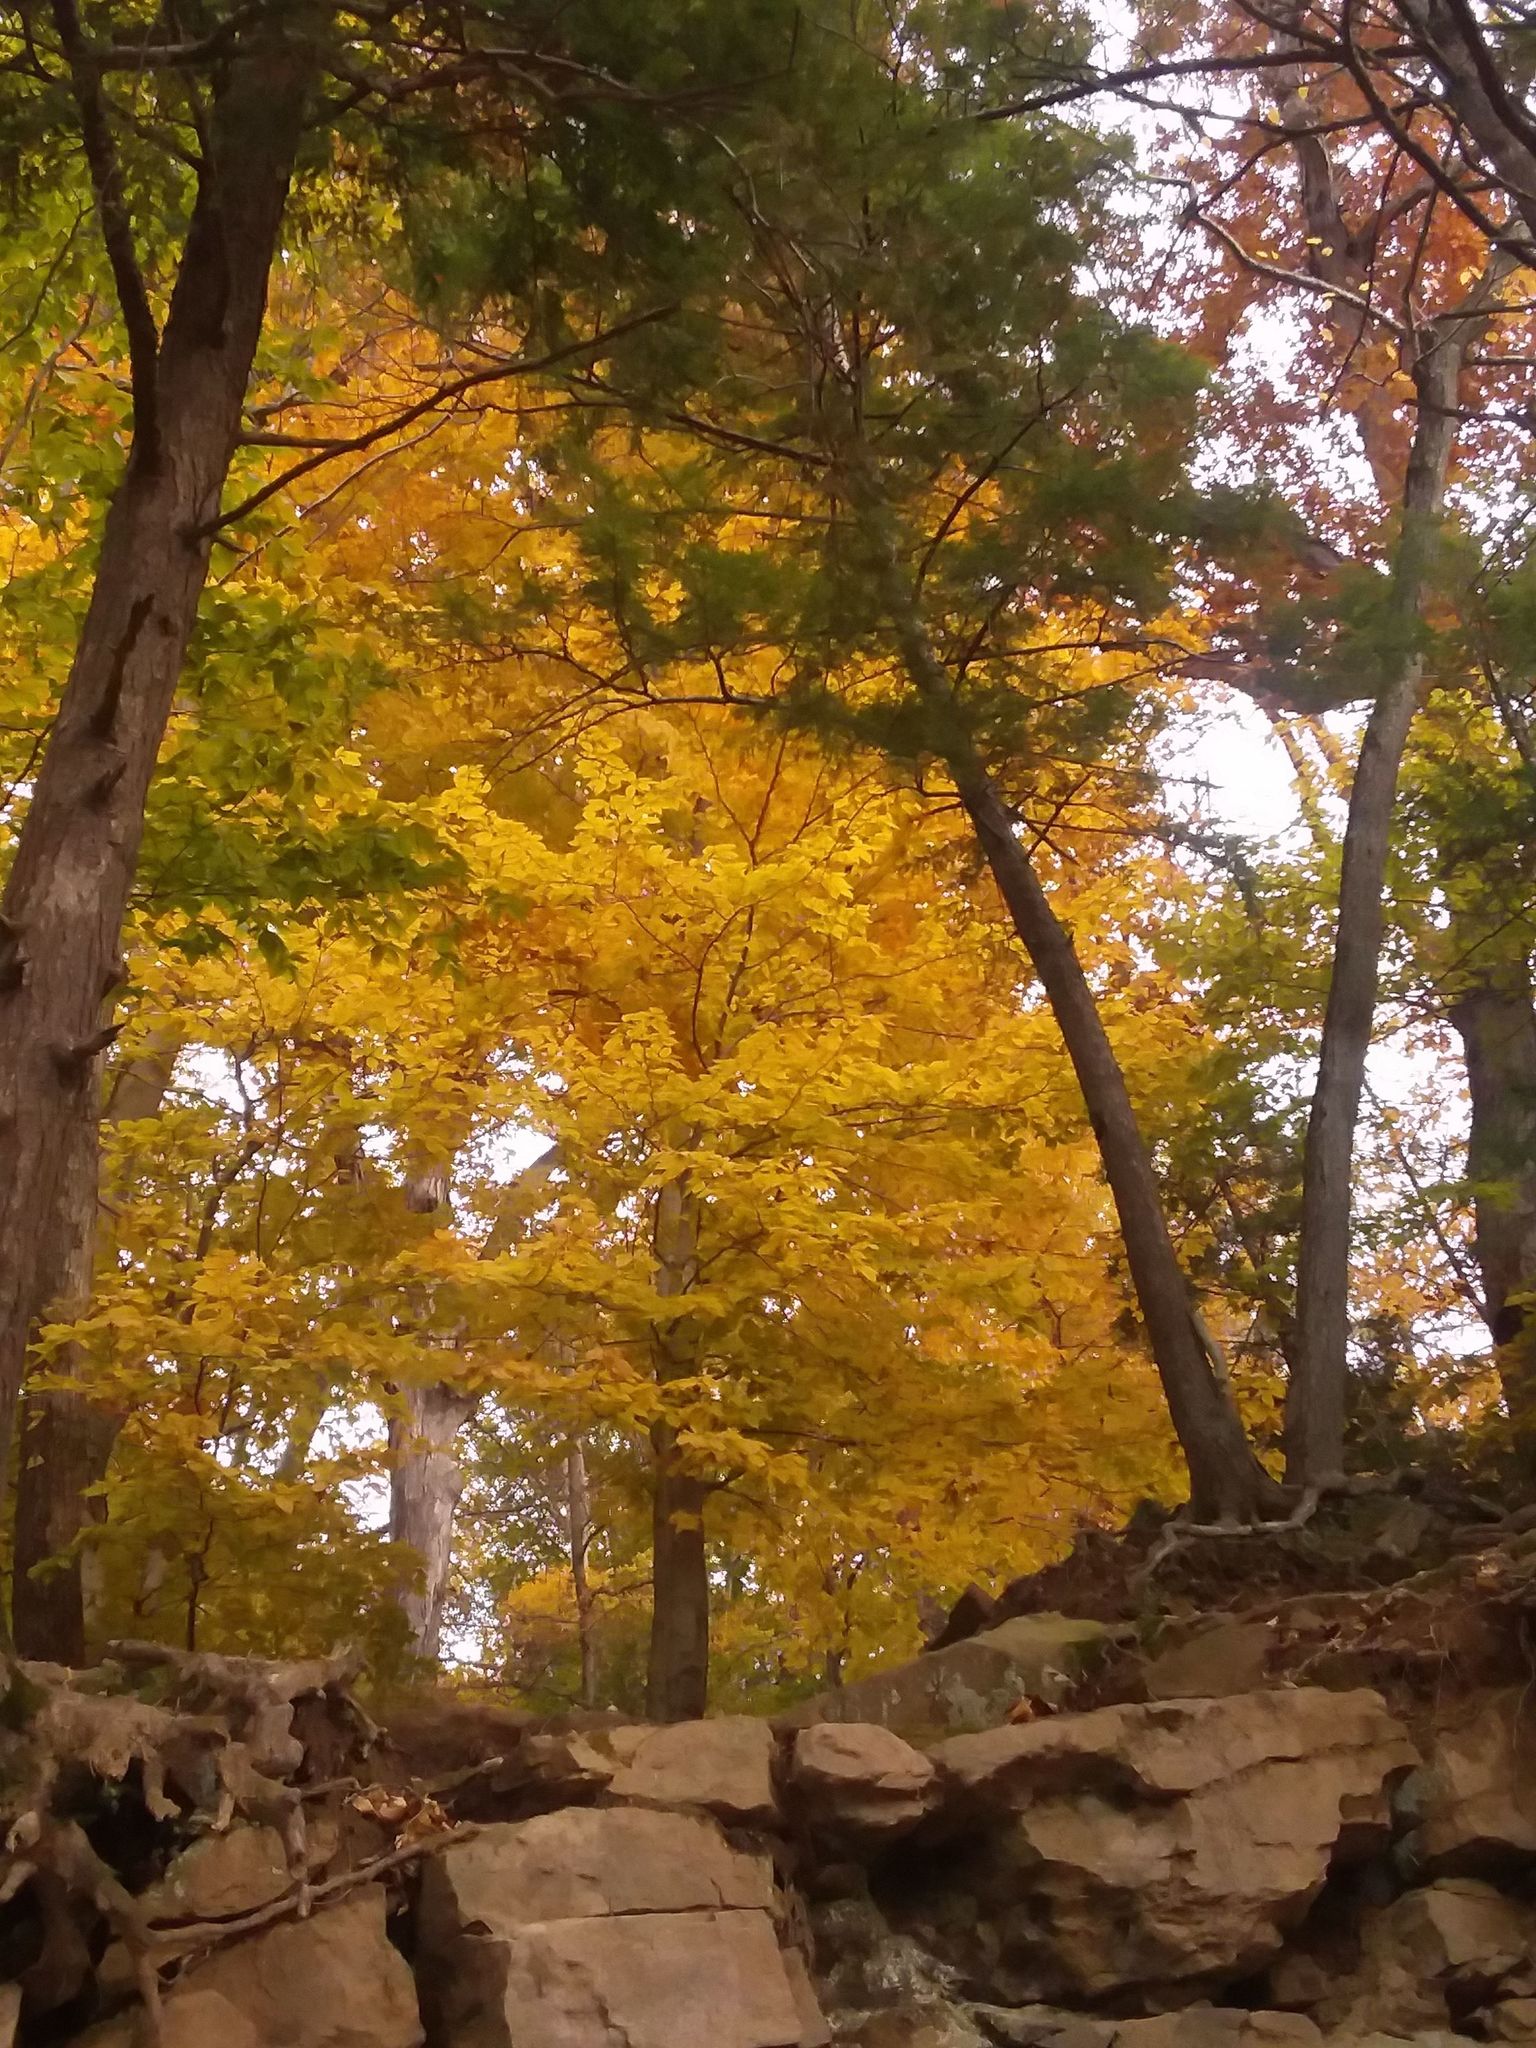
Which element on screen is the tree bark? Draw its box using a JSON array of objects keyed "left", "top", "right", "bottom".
[
  {"left": 952, "top": 759, "right": 1280, "bottom": 1521},
  {"left": 565, "top": 1440, "right": 600, "bottom": 1709},
  {"left": 1449, "top": 973, "right": 1536, "bottom": 1437},
  {"left": 389, "top": 1383, "right": 478, "bottom": 1662},
  {"left": 11, "top": 1035, "right": 178, "bottom": 1660},
  {"left": 647, "top": 1456, "right": 709, "bottom": 1720},
  {"left": 0, "top": 52, "right": 311, "bottom": 1562},
  {"left": 1284, "top": 334, "right": 1466, "bottom": 1487},
  {"left": 840, "top": 458, "right": 1275, "bottom": 1520},
  {"left": 646, "top": 1174, "right": 710, "bottom": 1720}
]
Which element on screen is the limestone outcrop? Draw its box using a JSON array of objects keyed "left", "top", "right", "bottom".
[{"left": 12, "top": 1572, "right": 1536, "bottom": 2048}]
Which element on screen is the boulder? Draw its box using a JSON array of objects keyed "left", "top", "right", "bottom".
[
  {"left": 418, "top": 1804, "right": 824, "bottom": 2048},
  {"left": 791, "top": 1724, "right": 937, "bottom": 1841},
  {"left": 77, "top": 1990, "right": 264, "bottom": 2048},
  {"left": 484, "top": 1909, "right": 808, "bottom": 2048},
  {"left": 138, "top": 1824, "right": 293, "bottom": 1924},
  {"left": 78, "top": 1894, "right": 420, "bottom": 2048},
  {"left": 1143, "top": 1622, "right": 1274, "bottom": 1701},
  {"left": 840, "top": 2009, "right": 992, "bottom": 2047},
  {"left": 180, "top": 1890, "right": 422, "bottom": 2048},
  {"left": 1397, "top": 1691, "right": 1536, "bottom": 1875},
  {"left": 906, "top": 1689, "right": 1415, "bottom": 2002},
  {"left": 777, "top": 1616, "right": 1112, "bottom": 1737},
  {"left": 1308, "top": 1880, "right": 1536, "bottom": 2036},
  {"left": 606, "top": 1716, "right": 779, "bottom": 1823},
  {"left": 1113, "top": 2015, "right": 1322, "bottom": 2048},
  {"left": 422, "top": 1806, "right": 773, "bottom": 1928}
]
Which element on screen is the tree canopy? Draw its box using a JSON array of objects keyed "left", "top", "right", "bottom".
[{"left": 0, "top": 0, "right": 1533, "bottom": 1707}]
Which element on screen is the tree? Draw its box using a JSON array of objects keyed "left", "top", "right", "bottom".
[
  {"left": 423, "top": 0, "right": 1281, "bottom": 1519},
  {"left": 0, "top": 0, "right": 808, "bottom": 1650}
]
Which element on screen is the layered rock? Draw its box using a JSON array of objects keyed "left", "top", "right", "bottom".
[
  {"left": 778, "top": 1617, "right": 1113, "bottom": 1738},
  {"left": 79, "top": 1891, "right": 422, "bottom": 2048},
  {"left": 890, "top": 1689, "right": 1417, "bottom": 2003},
  {"left": 417, "top": 1804, "right": 823, "bottom": 2047}
]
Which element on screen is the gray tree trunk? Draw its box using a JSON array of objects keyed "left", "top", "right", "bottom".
[
  {"left": 0, "top": 52, "right": 310, "bottom": 1606},
  {"left": 646, "top": 1174, "right": 711, "bottom": 1720},
  {"left": 1450, "top": 973, "right": 1536, "bottom": 1439},
  {"left": 389, "top": 1383, "right": 478, "bottom": 1662},
  {"left": 1285, "top": 329, "right": 1472, "bottom": 1487},
  {"left": 12, "top": 1034, "right": 178, "bottom": 1660}
]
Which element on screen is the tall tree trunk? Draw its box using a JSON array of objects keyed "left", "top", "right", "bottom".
[
  {"left": 1284, "top": 336, "right": 1466, "bottom": 1487},
  {"left": 12, "top": 1035, "right": 178, "bottom": 1660},
  {"left": 389, "top": 1383, "right": 477, "bottom": 1662},
  {"left": 0, "top": 55, "right": 309, "bottom": 1556},
  {"left": 839, "top": 457, "right": 1274, "bottom": 1519},
  {"left": 952, "top": 758, "right": 1280, "bottom": 1521},
  {"left": 647, "top": 1457, "right": 709, "bottom": 1720},
  {"left": 646, "top": 1174, "right": 710, "bottom": 1720},
  {"left": 1449, "top": 973, "right": 1536, "bottom": 1439},
  {"left": 565, "top": 1439, "right": 600, "bottom": 1709}
]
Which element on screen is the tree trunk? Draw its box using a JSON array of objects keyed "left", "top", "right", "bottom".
[
  {"left": 0, "top": 55, "right": 309, "bottom": 1560},
  {"left": 837, "top": 452, "right": 1275, "bottom": 1520},
  {"left": 11, "top": 1034, "right": 178, "bottom": 1660},
  {"left": 1284, "top": 335, "right": 1465, "bottom": 1487},
  {"left": 565, "top": 1440, "right": 600, "bottom": 1709},
  {"left": 1449, "top": 974, "right": 1536, "bottom": 1438},
  {"left": 647, "top": 1454, "right": 709, "bottom": 1721},
  {"left": 389, "top": 1383, "right": 478, "bottom": 1662},
  {"left": 646, "top": 1174, "right": 710, "bottom": 1720},
  {"left": 953, "top": 759, "right": 1280, "bottom": 1521}
]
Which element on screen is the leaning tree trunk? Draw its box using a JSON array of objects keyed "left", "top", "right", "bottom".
[
  {"left": 1284, "top": 334, "right": 1466, "bottom": 1488},
  {"left": 0, "top": 57, "right": 310, "bottom": 1556},
  {"left": 841, "top": 461, "right": 1275, "bottom": 1520},
  {"left": 646, "top": 1173, "right": 711, "bottom": 1721},
  {"left": 389, "top": 1383, "right": 478, "bottom": 1662},
  {"left": 1449, "top": 973, "right": 1536, "bottom": 1442},
  {"left": 952, "top": 758, "right": 1280, "bottom": 1522},
  {"left": 12, "top": 1034, "right": 178, "bottom": 1661}
]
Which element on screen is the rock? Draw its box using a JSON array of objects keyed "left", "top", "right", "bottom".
[
  {"left": 791, "top": 1724, "right": 936, "bottom": 1840},
  {"left": 840, "top": 2008, "right": 991, "bottom": 2047},
  {"left": 777, "top": 1615, "right": 1112, "bottom": 1737},
  {"left": 607, "top": 1716, "right": 778, "bottom": 1823},
  {"left": 808, "top": 1894, "right": 964, "bottom": 2016},
  {"left": 180, "top": 1889, "right": 422, "bottom": 2048},
  {"left": 0, "top": 1983, "right": 18, "bottom": 2048},
  {"left": 968, "top": 2007, "right": 1114, "bottom": 2048},
  {"left": 139, "top": 1824, "right": 292, "bottom": 1923},
  {"left": 479, "top": 1909, "right": 809, "bottom": 2048},
  {"left": 419, "top": 1805, "right": 822, "bottom": 2048},
  {"left": 910, "top": 1689, "right": 1415, "bottom": 2002},
  {"left": 77, "top": 1991, "right": 265, "bottom": 2048},
  {"left": 926, "top": 1585, "right": 999, "bottom": 1653},
  {"left": 1113, "top": 2014, "right": 1322, "bottom": 2048},
  {"left": 1144, "top": 1621, "right": 1274, "bottom": 1700},
  {"left": 785, "top": 1949, "right": 834, "bottom": 2047},
  {"left": 1488, "top": 1998, "right": 1536, "bottom": 2040},
  {"left": 1366, "top": 1499, "right": 1440, "bottom": 1563},
  {"left": 1312, "top": 1880, "right": 1536, "bottom": 2036},
  {"left": 1397, "top": 1691, "right": 1536, "bottom": 1875},
  {"left": 423, "top": 1806, "right": 773, "bottom": 1928}
]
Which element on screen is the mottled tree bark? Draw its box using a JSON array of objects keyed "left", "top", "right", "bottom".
[
  {"left": 1285, "top": 333, "right": 1469, "bottom": 1488},
  {"left": 646, "top": 1175, "right": 710, "bottom": 1720},
  {"left": 389, "top": 1383, "right": 478, "bottom": 1662},
  {"left": 566, "top": 1440, "right": 600, "bottom": 1708},
  {"left": 0, "top": 49, "right": 311, "bottom": 1622},
  {"left": 1450, "top": 974, "right": 1536, "bottom": 1438},
  {"left": 12, "top": 1036, "right": 178, "bottom": 1661}
]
